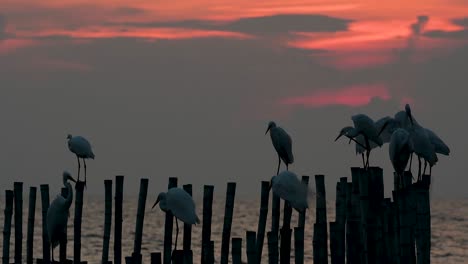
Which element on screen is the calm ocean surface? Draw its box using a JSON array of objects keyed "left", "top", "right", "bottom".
[{"left": 0, "top": 196, "right": 466, "bottom": 263}]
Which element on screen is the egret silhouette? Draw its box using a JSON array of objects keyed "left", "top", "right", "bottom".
[
  {"left": 152, "top": 187, "right": 200, "bottom": 251},
  {"left": 47, "top": 171, "right": 76, "bottom": 262},
  {"left": 67, "top": 134, "right": 95, "bottom": 185},
  {"left": 265, "top": 121, "right": 294, "bottom": 175},
  {"left": 389, "top": 128, "right": 413, "bottom": 188},
  {"left": 269, "top": 170, "right": 309, "bottom": 213}
]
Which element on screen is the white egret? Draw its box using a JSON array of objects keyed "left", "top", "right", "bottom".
[
  {"left": 269, "top": 170, "right": 309, "bottom": 213},
  {"left": 67, "top": 134, "right": 95, "bottom": 185},
  {"left": 47, "top": 171, "right": 76, "bottom": 262},
  {"left": 265, "top": 121, "right": 294, "bottom": 175},
  {"left": 152, "top": 188, "right": 200, "bottom": 250},
  {"left": 389, "top": 128, "right": 413, "bottom": 188}
]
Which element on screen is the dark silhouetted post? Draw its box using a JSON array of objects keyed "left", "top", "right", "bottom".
[
  {"left": 256, "top": 181, "right": 270, "bottom": 264},
  {"left": 335, "top": 177, "right": 347, "bottom": 264},
  {"left": 14, "top": 182, "right": 23, "bottom": 264},
  {"left": 102, "top": 180, "right": 113, "bottom": 264},
  {"left": 298, "top": 176, "right": 310, "bottom": 229},
  {"left": 271, "top": 191, "right": 280, "bottom": 262},
  {"left": 172, "top": 250, "right": 184, "bottom": 264},
  {"left": 2, "top": 190, "right": 14, "bottom": 264},
  {"left": 132, "top": 178, "right": 149, "bottom": 264},
  {"left": 201, "top": 185, "right": 214, "bottom": 264},
  {"left": 280, "top": 200, "right": 292, "bottom": 264},
  {"left": 313, "top": 175, "right": 328, "bottom": 264},
  {"left": 40, "top": 184, "right": 50, "bottom": 263},
  {"left": 416, "top": 175, "right": 431, "bottom": 264},
  {"left": 151, "top": 252, "right": 162, "bottom": 264},
  {"left": 368, "top": 167, "right": 384, "bottom": 263},
  {"left": 347, "top": 169, "right": 362, "bottom": 264},
  {"left": 246, "top": 231, "right": 257, "bottom": 264},
  {"left": 267, "top": 231, "right": 278, "bottom": 264},
  {"left": 207, "top": 241, "right": 215, "bottom": 264},
  {"left": 232, "top": 237, "right": 242, "bottom": 264},
  {"left": 59, "top": 187, "right": 69, "bottom": 262},
  {"left": 115, "top": 175, "right": 124, "bottom": 264},
  {"left": 74, "top": 181, "right": 85, "bottom": 264},
  {"left": 294, "top": 227, "right": 304, "bottom": 264},
  {"left": 358, "top": 169, "right": 369, "bottom": 264},
  {"left": 26, "top": 187, "right": 37, "bottom": 264},
  {"left": 164, "top": 177, "right": 177, "bottom": 264},
  {"left": 329, "top": 222, "right": 337, "bottom": 264},
  {"left": 220, "top": 182, "right": 236, "bottom": 264},
  {"left": 182, "top": 184, "right": 194, "bottom": 263}
]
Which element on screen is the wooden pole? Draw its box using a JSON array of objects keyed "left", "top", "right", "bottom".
[
  {"left": 59, "top": 187, "right": 69, "bottom": 262},
  {"left": 294, "top": 227, "right": 304, "bottom": 264},
  {"left": 396, "top": 187, "right": 411, "bottom": 263},
  {"left": 391, "top": 193, "right": 401, "bottom": 264},
  {"left": 132, "top": 178, "right": 149, "bottom": 264},
  {"left": 207, "top": 241, "right": 215, "bottom": 264},
  {"left": 150, "top": 252, "right": 162, "bottom": 264},
  {"left": 267, "top": 231, "right": 278, "bottom": 264},
  {"left": 182, "top": 184, "right": 194, "bottom": 264},
  {"left": 416, "top": 175, "right": 431, "bottom": 264},
  {"left": 220, "top": 182, "right": 236, "bottom": 264},
  {"left": 367, "top": 167, "right": 384, "bottom": 263},
  {"left": 271, "top": 191, "right": 281, "bottom": 262},
  {"left": 40, "top": 184, "right": 50, "bottom": 263},
  {"left": 256, "top": 181, "right": 270, "bottom": 264},
  {"left": 201, "top": 185, "right": 214, "bottom": 264},
  {"left": 102, "top": 180, "right": 113, "bottom": 264},
  {"left": 313, "top": 174, "right": 328, "bottom": 264},
  {"left": 232, "top": 237, "right": 242, "bottom": 264},
  {"left": 280, "top": 201, "right": 292, "bottom": 264},
  {"left": 13, "top": 182, "right": 23, "bottom": 264},
  {"left": 114, "top": 175, "right": 124, "bottom": 264},
  {"left": 347, "top": 168, "right": 362, "bottom": 264},
  {"left": 358, "top": 169, "right": 369, "bottom": 264},
  {"left": 329, "top": 222, "right": 337, "bottom": 264},
  {"left": 163, "top": 177, "right": 177, "bottom": 264},
  {"left": 298, "top": 176, "right": 309, "bottom": 229},
  {"left": 74, "top": 181, "right": 85, "bottom": 264},
  {"left": 2, "top": 190, "right": 14, "bottom": 264},
  {"left": 246, "top": 231, "right": 257, "bottom": 264},
  {"left": 26, "top": 187, "right": 37, "bottom": 264},
  {"left": 335, "top": 177, "right": 347, "bottom": 264}
]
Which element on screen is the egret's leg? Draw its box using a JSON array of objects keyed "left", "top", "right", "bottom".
[
  {"left": 422, "top": 161, "right": 427, "bottom": 180},
  {"left": 364, "top": 137, "right": 371, "bottom": 169},
  {"left": 277, "top": 155, "right": 281, "bottom": 175},
  {"left": 409, "top": 153, "right": 413, "bottom": 171},
  {"left": 361, "top": 153, "right": 366, "bottom": 168},
  {"left": 51, "top": 247, "right": 54, "bottom": 262},
  {"left": 365, "top": 150, "right": 370, "bottom": 169},
  {"left": 418, "top": 157, "right": 422, "bottom": 181},
  {"left": 175, "top": 218, "right": 179, "bottom": 250},
  {"left": 429, "top": 165, "right": 432, "bottom": 176},
  {"left": 83, "top": 158, "right": 87, "bottom": 186},
  {"left": 286, "top": 163, "right": 289, "bottom": 171},
  {"left": 77, "top": 155, "right": 81, "bottom": 181}
]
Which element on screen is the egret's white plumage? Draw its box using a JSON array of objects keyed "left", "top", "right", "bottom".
[
  {"left": 67, "top": 134, "right": 95, "bottom": 184},
  {"left": 265, "top": 121, "right": 294, "bottom": 175},
  {"left": 47, "top": 171, "right": 76, "bottom": 261},
  {"left": 270, "top": 170, "right": 309, "bottom": 212},
  {"left": 389, "top": 128, "right": 412, "bottom": 186},
  {"left": 425, "top": 128, "right": 450, "bottom": 156}
]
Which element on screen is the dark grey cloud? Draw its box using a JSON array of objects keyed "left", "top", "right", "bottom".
[
  {"left": 0, "top": 14, "right": 7, "bottom": 40},
  {"left": 452, "top": 17, "right": 468, "bottom": 28},
  {"left": 410, "top": 15, "right": 429, "bottom": 35},
  {"left": 113, "top": 7, "right": 146, "bottom": 16},
  {"left": 424, "top": 29, "right": 468, "bottom": 39}
]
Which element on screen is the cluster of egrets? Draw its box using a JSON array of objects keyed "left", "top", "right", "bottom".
[{"left": 47, "top": 104, "right": 449, "bottom": 260}]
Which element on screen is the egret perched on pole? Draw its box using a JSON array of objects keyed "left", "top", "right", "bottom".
[
  {"left": 389, "top": 128, "right": 413, "bottom": 188},
  {"left": 269, "top": 170, "right": 310, "bottom": 213},
  {"left": 67, "top": 134, "right": 95, "bottom": 185},
  {"left": 265, "top": 121, "right": 294, "bottom": 175},
  {"left": 47, "top": 171, "right": 76, "bottom": 262},
  {"left": 152, "top": 188, "right": 200, "bottom": 251}
]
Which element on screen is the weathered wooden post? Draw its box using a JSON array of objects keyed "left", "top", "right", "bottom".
[
  {"left": 14, "top": 182, "right": 23, "bottom": 264},
  {"left": 329, "top": 222, "right": 338, "bottom": 264},
  {"left": 163, "top": 177, "right": 177, "bottom": 264},
  {"left": 201, "top": 185, "right": 214, "bottom": 264},
  {"left": 335, "top": 177, "right": 347, "bottom": 264},
  {"left": 267, "top": 231, "right": 278, "bottom": 264},
  {"left": 59, "top": 187, "right": 69, "bottom": 262},
  {"left": 347, "top": 169, "right": 362, "bottom": 264},
  {"left": 256, "top": 181, "right": 270, "bottom": 264},
  {"left": 74, "top": 181, "right": 85, "bottom": 264},
  {"left": 182, "top": 184, "right": 194, "bottom": 264},
  {"left": 358, "top": 169, "right": 369, "bottom": 264},
  {"left": 232, "top": 237, "right": 242, "bottom": 264},
  {"left": 2, "top": 190, "right": 14, "bottom": 264},
  {"left": 26, "top": 187, "right": 37, "bottom": 264},
  {"left": 114, "top": 175, "right": 124, "bottom": 264},
  {"left": 280, "top": 201, "right": 292, "bottom": 264},
  {"left": 246, "top": 231, "right": 257, "bottom": 264},
  {"left": 270, "top": 191, "right": 281, "bottom": 262},
  {"left": 132, "top": 178, "right": 149, "bottom": 264},
  {"left": 40, "top": 184, "right": 50, "bottom": 263},
  {"left": 220, "top": 182, "right": 236, "bottom": 264},
  {"left": 313, "top": 174, "right": 328, "bottom": 264},
  {"left": 294, "top": 227, "right": 304, "bottom": 264},
  {"left": 368, "top": 167, "right": 384, "bottom": 263},
  {"left": 102, "top": 180, "right": 113, "bottom": 264},
  {"left": 298, "top": 176, "right": 310, "bottom": 229},
  {"left": 416, "top": 175, "right": 431, "bottom": 264},
  {"left": 151, "top": 252, "right": 162, "bottom": 264},
  {"left": 396, "top": 186, "right": 412, "bottom": 263}
]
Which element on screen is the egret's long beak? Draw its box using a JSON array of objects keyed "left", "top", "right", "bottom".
[
  {"left": 348, "top": 138, "right": 352, "bottom": 144},
  {"left": 152, "top": 197, "right": 160, "bottom": 209},
  {"left": 335, "top": 133, "right": 343, "bottom": 142},
  {"left": 265, "top": 127, "right": 270, "bottom": 135},
  {"left": 378, "top": 120, "right": 389, "bottom": 137}
]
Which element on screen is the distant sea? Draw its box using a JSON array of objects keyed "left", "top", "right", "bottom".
[{"left": 0, "top": 196, "right": 466, "bottom": 263}]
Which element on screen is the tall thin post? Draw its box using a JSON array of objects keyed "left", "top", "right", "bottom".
[
  {"left": 246, "top": 231, "right": 257, "bottom": 264},
  {"left": 329, "top": 222, "right": 338, "bottom": 264},
  {"left": 313, "top": 175, "right": 328, "bottom": 264},
  {"left": 74, "top": 181, "right": 85, "bottom": 264},
  {"left": 114, "top": 175, "right": 124, "bottom": 264},
  {"left": 220, "top": 182, "right": 236, "bottom": 264},
  {"left": 133, "top": 178, "right": 149, "bottom": 263},
  {"left": 294, "top": 227, "right": 304, "bottom": 264},
  {"left": 416, "top": 175, "right": 431, "bottom": 264},
  {"left": 368, "top": 167, "right": 384, "bottom": 263},
  {"left": 347, "top": 168, "right": 362, "bottom": 264},
  {"left": 298, "top": 176, "right": 310, "bottom": 229},
  {"left": 13, "top": 182, "right": 23, "bottom": 264},
  {"left": 102, "top": 180, "right": 113, "bottom": 264},
  {"left": 40, "top": 184, "right": 50, "bottom": 263},
  {"left": 256, "top": 181, "right": 270, "bottom": 264},
  {"left": 59, "top": 187, "right": 69, "bottom": 262},
  {"left": 163, "top": 177, "right": 178, "bottom": 264},
  {"left": 150, "top": 252, "right": 162, "bottom": 264},
  {"left": 271, "top": 191, "right": 281, "bottom": 262},
  {"left": 280, "top": 201, "right": 292, "bottom": 264},
  {"left": 201, "top": 185, "right": 214, "bottom": 264},
  {"left": 232, "top": 237, "right": 242, "bottom": 264},
  {"left": 2, "top": 190, "right": 14, "bottom": 264},
  {"left": 26, "top": 187, "right": 37, "bottom": 264},
  {"left": 183, "top": 184, "right": 193, "bottom": 263},
  {"left": 267, "top": 232, "right": 278, "bottom": 264},
  {"left": 335, "top": 177, "right": 347, "bottom": 264}
]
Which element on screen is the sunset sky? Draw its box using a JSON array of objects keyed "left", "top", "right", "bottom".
[{"left": 1, "top": 0, "right": 467, "bottom": 198}]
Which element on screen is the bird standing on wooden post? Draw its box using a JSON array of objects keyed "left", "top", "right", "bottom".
[
  {"left": 47, "top": 171, "right": 76, "bottom": 262},
  {"left": 152, "top": 188, "right": 200, "bottom": 252},
  {"left": 67, "top": 134, "right": 95, "bottom": 186},
  {"left": 265, "top": 121, "right": 294, "bottom": 175},
  {"left": 389, "top": 128, "right": 413, "bottom": 188},
  {"left": 269, "top": 170, "right": 310, "bottom": 213}
]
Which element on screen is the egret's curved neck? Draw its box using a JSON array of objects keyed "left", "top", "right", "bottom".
[{"left": 64, "top": 181, "right": 74, "bottom": 209}]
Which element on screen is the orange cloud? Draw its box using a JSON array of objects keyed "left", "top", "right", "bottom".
[
  {"left": 280, "top": 84, "right": 391, "bottom": 107},
  {"left": 0, "top": 39, "right": 37, "bottom": 55}
]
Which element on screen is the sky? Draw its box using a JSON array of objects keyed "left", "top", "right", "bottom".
[{"left": 1, "top": 0, "right": 467, "bottom": 200}]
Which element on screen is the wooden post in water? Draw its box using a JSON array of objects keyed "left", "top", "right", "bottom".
[
  {"left": 59, "top": 187, "right": 69, "bottom": 262},
  {"left": 416, "top": 175, "right": 431, "bottom": 264},
  {"left": 298, "top": 176, "right": 309, "bottom": 229},
  {"left": 267, "top": 232, "right": 278, "bottom": 264},
  {"left": 132, "top": 178, "right": 149, "bottom": 264},
  {"left": 182, "top": 184, "right": 194, "bottom": 264},
  {"left": 256, "top": 181, "right": 270, "bottom": 264},
  {"left": 2, "top": 190, "right": 14, "bottom": 264},
  {"left": 335, "top": 177, "right": 347, "bottom": 264},
  {"left": 40, "top": 184, "right": 50, "bottom": 263},
  {"left": 208, "top": 241, "right": 215, "bottom": 264},
  {"left": 74, "top": 181, "right": 85, "bottom": 264},
  {"left": 391, "top": 193, "right": 401, "bottom": 264},
  {"left": 294, "top": 227, "right": 304, "bottom": 264},
  {"left": 150, "top": 252, "right": 162, "bottom": 264},
  {"left": 270, "top": 191, "right": 280, "bottom": 262},
  {"left": 26, "top": 187, "right": 37, "bottom": 264},
  {"left": 114, "top": 175, "right": 124, "bottom": 264},
  {"left": 313, "top": 174, "right": 328, "bottom": 264},
  {"left": 246, "top": 231, "right": 257, "bottom": 264},
  {"left": 329, "top": 222, "right": 338, "bottom": 264},
  {"left": 280, "top": 201, "right": 292, "bottom": 264},
  {"left": 102, "top": 180, "right": 113, "bottom": 264},
  {"left": 201, "top": 185, "right": 214, "bottom": 264},
  {"left": 220, "top": 182, "right": 236, "bottom": 264},
  {"left": 163, "top": 177, "right": 177, "bottom": 264},
  {"left": 368, "top": 167, "right": 384, "bottom": 263},
  {"left": 13, "top": 182, "right": 23, "bottom": 264},
  {"left": 232, "top": 237, "right": 242, "bottom": 264},
  {"left": 396, "top": 185, "right": 411, "bottom": 263},
  {"left": 347, "top": 169, "right": 362, "bottom": 264},
  {"left": 358, "top": 169, "right": 369, "bottom": 264}
]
